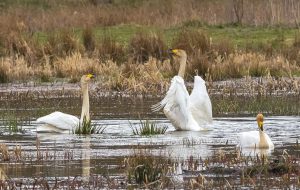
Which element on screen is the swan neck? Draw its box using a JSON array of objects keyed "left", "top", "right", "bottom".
[
  {"left": 178, "top": 57, "right": 187, "bottom": 78},
  {"left": 80, "top": 83, "right": 90, "bottom": 123},
  {"left": 259, "top": 130, "right": 269, "bottom": 148}
]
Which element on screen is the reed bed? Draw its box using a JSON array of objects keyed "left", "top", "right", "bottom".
[
  {"left": 1, "top": 0, "right": 300, "bottom": 33},
  {"left": 1, "top": 144, "right": 298, "bottom": 189},
  {"left": 1, "top": 0, "right": 300, "bottom": 92}
]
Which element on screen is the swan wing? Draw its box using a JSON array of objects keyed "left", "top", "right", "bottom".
[
  {"left": 189, "top": 76, "right": 212, "bottom": 125},
  {"left": 36, "top": 111, "right": 79, "bottom": 131},
  {"left": 152, "top": 76, "right": 190, "bottom": 130}
]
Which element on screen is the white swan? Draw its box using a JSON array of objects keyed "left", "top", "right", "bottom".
[
  {"left": 238, "top": 113, "right": 274, "bottom": 149},
  {"left": 36, "top": 74, "right": 94, "bottom": 133},
  {"left": 152, "top": 49, "right": 212, "bottom": 131}
]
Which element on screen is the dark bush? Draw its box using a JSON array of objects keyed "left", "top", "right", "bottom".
[
  {"left": 82, "top": 28, "right": 96, "bottom": 53},
  {"left": 128, "top": 32, "right": 168, "bottom": 63},
  {"left": 98, "top": 35, "right": 125, "bottom": 63},
  {"left": 172, "top": 29, "right": 211, "bottom": 55}
]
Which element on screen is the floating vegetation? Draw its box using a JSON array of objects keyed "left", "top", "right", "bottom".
[
  {"left": 74, "top": 117, "right": 106, "bottom": 135},
  {"left": 130, "top": 120, "right": 168, "bottom": 136},
  {"left": 1, "top": 115, "right": 25, "bottom": 134}
]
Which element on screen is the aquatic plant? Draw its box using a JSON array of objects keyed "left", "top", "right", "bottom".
[
  {"left": 2, "top": 116, "right": 24, "bottom": 134},
  {"left": 124, "top": 150, "right": 170, "bottom": 188},
  {"left": 130, "top": 120, "right": 168, "bottom": 136},
  {"left": 74, "top": 117, "right": 106, "bottom": 135}
]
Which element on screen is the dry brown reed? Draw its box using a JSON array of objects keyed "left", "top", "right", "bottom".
[
  {"left": 1, "top": 0, "right": 300, "bottom": 35},
  {"left": 209, "top": 52, "right": 295, "bottom": 80}
]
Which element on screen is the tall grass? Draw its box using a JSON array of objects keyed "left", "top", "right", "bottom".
[
  {"left": 1, "top": 1, "right": 300, "bottom": 89},
  {"left": 2, "top": 0, "right": 300, "bottom": 32}
]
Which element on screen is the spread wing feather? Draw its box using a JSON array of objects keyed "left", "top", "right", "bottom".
[
  {"left": 152, "top": 76, "right": 190, "bottom": 129},
  {"left": 190, "top": 76, "right": 213, "bottom": 125}
]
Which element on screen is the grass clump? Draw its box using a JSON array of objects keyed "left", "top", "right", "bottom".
[
  {"left": 82, "top": 27, "right": 96, "bottom": 53},
  {"left": 124, "top": 150, "right": 169, "bottom": 187},
  {"left": 74, "top": 117, "right": 106, "bottom": 135},
  {"left": 128, "top": 32, "right": 168, "bottom": 63},
  {"left": 98, "top": 34, "right": 125, "bottom": 63},
  {"left": 130, "top": 120, "right": 168, "bottom": 136},
  {"left": 2, "top": 116, "right": 24, "bottom": 134}
]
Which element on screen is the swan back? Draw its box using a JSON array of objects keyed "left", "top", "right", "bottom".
[{"left": 36, "top": 111, "right": 79, "bottom": 131}]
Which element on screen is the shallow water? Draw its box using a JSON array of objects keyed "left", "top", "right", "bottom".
[
  {"left": 1, "top": 116, "right": 299, "bottom": 178},
  {"left": 0, "top": 97, "right": 299, "bottom": 187}
]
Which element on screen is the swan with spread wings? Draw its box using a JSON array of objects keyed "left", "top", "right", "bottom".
[
  {"left": 152, "top": 49, "right": 212, "bottom": 131},
  {"left": 36, "top": 74, "right": 95, "bottom": 133}
]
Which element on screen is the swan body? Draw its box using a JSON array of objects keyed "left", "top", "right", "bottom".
[
  {"left": 36, "top": 111, "right": 79, "bottom": 133},
  {"left": 238, "top": 113, "right": 274, "bottom": 149},
  {"left": 36, "top": 74, "right": 94, "bottom": 133},
  {"left": 152, "top": 49, "right": 212, "bottom": 131}
]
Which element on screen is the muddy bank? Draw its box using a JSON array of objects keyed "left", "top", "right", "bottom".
[{"left": 0, "top": 77, "right": 299, "bottom": 98}]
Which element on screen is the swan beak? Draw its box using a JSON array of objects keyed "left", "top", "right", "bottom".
[
  {"left": 258, "top": 121, "right": 264, "bottom": 131},
  {"left": 87, "top": 74, "right": 95, "bottom": 79},
  {"left": 168, "top": 49, "right": 179, "bottom": 56}
]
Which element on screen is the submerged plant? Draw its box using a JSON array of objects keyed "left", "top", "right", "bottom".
[
  {"left": 130, "top": 120, "right": 168, "bottom": 136},
  {"left": 3, "top": 116, "right": 24, "bottom": 134},
  {"left": 74, "top": 116, "right": 106, "bottom": 135}
]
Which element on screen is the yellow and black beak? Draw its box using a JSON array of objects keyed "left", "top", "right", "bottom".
[
  {"left": 168, "top": 49, "right": 179, "bottom": 56},
  {"left": 87, "top": 74, "right": 95, "bottom": 79},
  {"left": 258, "top": 121, "right": 264, "bottom": 131}
]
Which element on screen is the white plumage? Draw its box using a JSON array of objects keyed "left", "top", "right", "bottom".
[
  {"left": 239, "top": 131, "right": 274, "bottom": 149},
  {"left": 36, "top": 111, "right": 79, "bottom": 133},
  {"left": 152, "top": 49, "right": 212, "bottom": 131},
  {"left": 238, "top": 113, "right": 274, "bottom": 149},
  {"left": 36, "top": 74, "right": 94, "bottom": 133}
]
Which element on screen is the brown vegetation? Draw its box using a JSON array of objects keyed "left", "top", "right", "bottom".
[{"left": 1, "top": 0, "right": 300, "bottom": 93}]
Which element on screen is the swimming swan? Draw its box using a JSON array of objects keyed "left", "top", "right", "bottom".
[
  {"left": 152, "top": 49, "right": 212, "bottom": 131},
  {"left": 238, "top": 113, "right": 274, "bottom": 149},
  {"left": 36, "top": 74, "right": 95, "bottom": 133}
]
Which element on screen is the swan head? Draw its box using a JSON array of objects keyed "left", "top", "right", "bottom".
[
  {"left": 169, "top": 49, "right": 187, "bottom": 61},
  {"left": 256, "top": 113, "right": 264, "bottom": 131},
  {"left": 80, "top": 74, "right": 95, "bottom": 85}
]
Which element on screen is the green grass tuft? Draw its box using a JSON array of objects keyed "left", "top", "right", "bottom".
[
  {"left": 74, "top": 116, "right": 106, "bottom": 135},
  {"left": 130, "top": 120, "right": 168, "bottom": 136},
  {"left": 3, "top": 116, "right": 24, "bottom": 134}
]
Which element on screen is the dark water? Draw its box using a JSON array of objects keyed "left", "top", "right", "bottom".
[{"left": 0, "top": 96, "right": 299, "bottom": 188}]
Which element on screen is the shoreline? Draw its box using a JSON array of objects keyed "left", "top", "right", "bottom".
[{"left": 0, "top": 77, "right": 299, "bottom": 98}]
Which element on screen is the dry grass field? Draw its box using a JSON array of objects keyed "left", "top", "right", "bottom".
[{"left": 1, "top": 0, "right": 300, "bottom": 93}]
